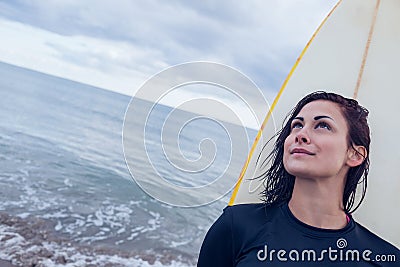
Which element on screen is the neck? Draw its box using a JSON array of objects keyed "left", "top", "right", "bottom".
[{"left": 288, "top": 177, "right": 348, "bottom": 229}]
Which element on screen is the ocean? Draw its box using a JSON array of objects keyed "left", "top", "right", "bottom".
[{"left": 0, "top": 61, "right": 257, "bottom": 266}]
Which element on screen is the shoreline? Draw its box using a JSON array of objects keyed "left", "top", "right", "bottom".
[{"left": 0, "top": 212, "right": 196, "bottom": 266}]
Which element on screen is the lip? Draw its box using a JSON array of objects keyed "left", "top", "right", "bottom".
[{"left": 290, "top": 148, "right": 315, "bottom": 155}]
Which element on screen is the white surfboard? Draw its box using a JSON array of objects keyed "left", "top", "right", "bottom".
[{"left": 229, "top": 0, "right": 400, "bottom": 247}]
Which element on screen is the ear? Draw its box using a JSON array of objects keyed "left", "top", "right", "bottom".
[{"left": 346, "top": 145, "right": 367, "bottom": 167}]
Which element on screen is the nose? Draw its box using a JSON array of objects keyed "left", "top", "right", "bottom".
[{"left": 295, "top": 131, "right": 310, "bottom": 144}]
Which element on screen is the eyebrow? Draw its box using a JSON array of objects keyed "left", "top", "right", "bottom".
[
  {"left": 293, "top": 116, "right": 304, "bottom": 121},
  {"left": 314, "top": 115, "right": 334, "bottom": 121},
  {"left": 293, "top": 115, "right": 334, "bottom": 121}
]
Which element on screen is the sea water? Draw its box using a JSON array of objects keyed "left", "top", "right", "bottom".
[{"left": 0, "top": 61, "right": 257, "bottom": 266}]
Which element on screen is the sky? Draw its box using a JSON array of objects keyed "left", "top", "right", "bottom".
[{"left": 0, "top": 0, "right": 338, "bottom": 128}]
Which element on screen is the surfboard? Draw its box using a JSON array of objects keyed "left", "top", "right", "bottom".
[{"left": 229, "top": 0, "right": 400, "bottom": 247}]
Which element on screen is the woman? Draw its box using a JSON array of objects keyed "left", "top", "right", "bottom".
[{"left": 198, "top": 91, "right": 399, "bottom": 266}]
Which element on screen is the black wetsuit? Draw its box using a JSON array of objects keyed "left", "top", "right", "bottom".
[{"left": 198, "top": 202, "right": 399, "bottom": 266}]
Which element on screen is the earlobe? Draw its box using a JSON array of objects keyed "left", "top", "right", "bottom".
[{"left": 347, "top": 145, "right": 367, "bottom": 167}]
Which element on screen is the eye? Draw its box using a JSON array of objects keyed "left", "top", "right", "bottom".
[
  {"left": 315, "top": 121, "right": 331, "bottom": 130},
  {"left": 291, "top": 121, "right": 303, "bottom": 130}
]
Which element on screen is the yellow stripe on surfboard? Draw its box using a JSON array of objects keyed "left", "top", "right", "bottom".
[{"left": 228, "top": 0, "right": 343, "bottom": 206}]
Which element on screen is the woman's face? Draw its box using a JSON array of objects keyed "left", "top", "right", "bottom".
[{"left": 283, "top": 100, "right": 352, "bottom": 180}]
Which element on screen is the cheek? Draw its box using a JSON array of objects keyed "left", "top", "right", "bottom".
[
  {"left": 322, "top": 141, "right": 348, "bottom": 159},
  {"left": 283, "top": 136, "right": 292, "bottom": 161}
]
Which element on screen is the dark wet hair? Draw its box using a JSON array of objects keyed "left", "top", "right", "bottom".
[{"left": 258, "top": 91, "right": 370, "bottom": 213}]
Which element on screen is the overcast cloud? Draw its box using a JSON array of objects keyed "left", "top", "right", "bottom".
[{"left": 0, "top": 0, "right": 336, "bottom": 94}]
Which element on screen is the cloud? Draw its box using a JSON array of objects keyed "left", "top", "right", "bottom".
[
  {"left": 0, "top": 0, "right": 338, "bottom": 97},
  {"left": 0, "top": 18, "right": 163, "bottom": 95},
  {"left": 135, "top": 62, "right": 275, "bottom": 129}
]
